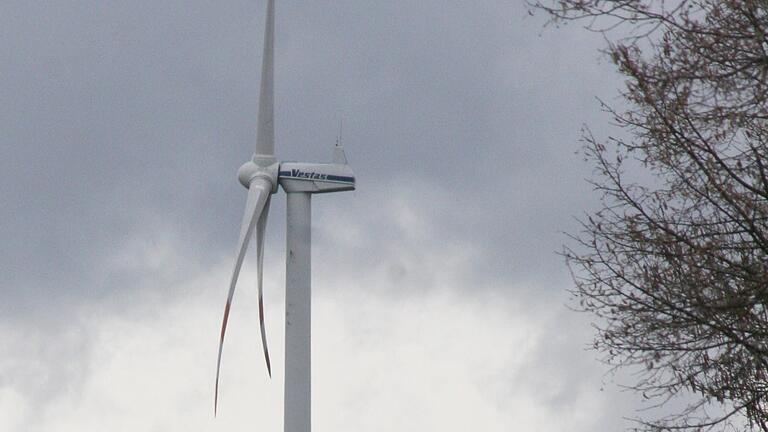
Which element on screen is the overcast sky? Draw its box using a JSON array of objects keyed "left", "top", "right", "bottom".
[{"left": 1, "top": 1, "right": 653, "bottom": 430}]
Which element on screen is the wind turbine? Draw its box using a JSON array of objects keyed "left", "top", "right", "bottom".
[{"left": 214, "top": 0, "right": 355, "bottom": 431}]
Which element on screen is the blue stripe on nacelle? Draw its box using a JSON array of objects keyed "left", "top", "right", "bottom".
[{"left": 278, "top": 171, "right": 355, "bottom": 184}]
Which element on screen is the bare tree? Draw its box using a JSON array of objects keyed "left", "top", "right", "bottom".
[{"left": 530, "top": 1, "right": 768, "bottom": 430}]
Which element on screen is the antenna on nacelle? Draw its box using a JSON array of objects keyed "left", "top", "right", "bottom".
[{"left": 333, "top": 118, "right": 348, "bottom": 164}]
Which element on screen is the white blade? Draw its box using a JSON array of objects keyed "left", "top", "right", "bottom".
[
  {"left": 256, "top": 194, "right": 272, "bottom": 377},
  {"left": 215, "top": 177, "right": 271, "bottom": 416},
  {"left": 255, "top": 0, "right": 275, "bottom": 157}
]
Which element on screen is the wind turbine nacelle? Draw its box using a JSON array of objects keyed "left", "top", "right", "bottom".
[{"left": 278, "top": 162, "right": 355, "bottom": 193}]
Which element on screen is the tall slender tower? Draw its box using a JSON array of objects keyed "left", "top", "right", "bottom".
[{"left": 215, "top": 2, "right": 356, "bottom": 431}]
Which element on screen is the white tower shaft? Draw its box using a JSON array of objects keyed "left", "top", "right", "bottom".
[{"left": 284, "top": 192, "right": 312, "bottom": 432}]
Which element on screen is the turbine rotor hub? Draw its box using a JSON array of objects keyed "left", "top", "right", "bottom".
[{"left": 238, "top": 159, "right": 279, "bottom": 192}]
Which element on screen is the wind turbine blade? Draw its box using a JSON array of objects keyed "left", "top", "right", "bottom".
[
  {"left": 255, "top": 0, "right": 275, "bottom": 157},
  {"left": 215, "top": 177, "right": 272, "bottom": 416},
  {"left": 256, "top": 195, "right": 272, "bottom": 377}
]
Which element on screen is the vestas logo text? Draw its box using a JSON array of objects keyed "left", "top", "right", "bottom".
[{"left": 290, "top": 169, "right": 328, "bottom": 181}]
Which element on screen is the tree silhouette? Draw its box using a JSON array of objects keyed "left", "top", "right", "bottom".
[{"left": 531, "top": 1, "right": 768, "bottom": 430}]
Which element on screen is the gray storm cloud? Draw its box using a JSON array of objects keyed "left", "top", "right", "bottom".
[{"left": 1, "top": 0, "right": 638, "bottom": 430}]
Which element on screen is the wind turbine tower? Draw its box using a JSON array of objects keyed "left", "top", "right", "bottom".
[{"left": 214, "top": 1, "right": 356, "bottom": 431}]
